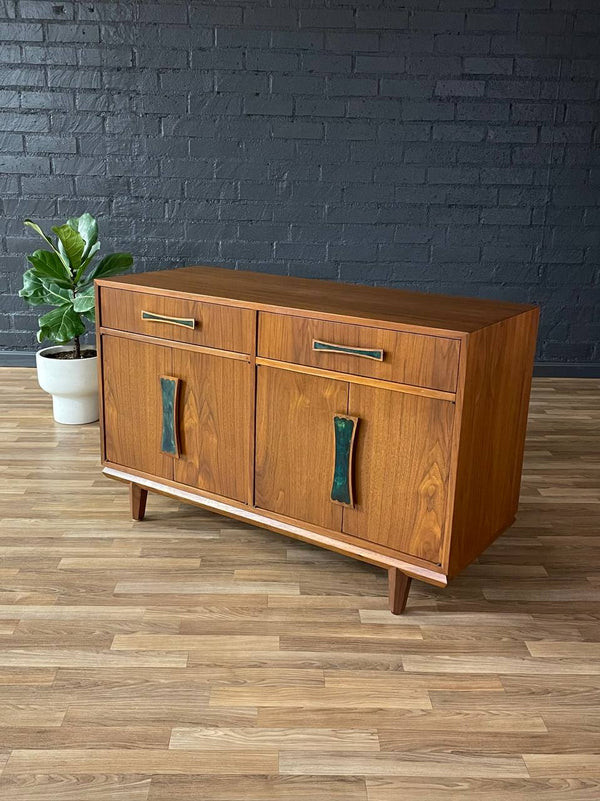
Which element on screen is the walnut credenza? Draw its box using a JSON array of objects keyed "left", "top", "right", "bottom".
[{"left": 95, "top": 266, "right": 538, "bottom": 614}]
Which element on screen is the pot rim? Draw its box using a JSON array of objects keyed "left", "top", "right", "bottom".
[{"left": 37, "top": 344, "right": 97, "bottom": 361}]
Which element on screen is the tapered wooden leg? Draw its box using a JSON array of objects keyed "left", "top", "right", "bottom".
[
  {"left": 130, "top": 483, "right": 147, "bottom": 521},
  {"left": 388, "top": 568, "right": 411, "bottom": 615}
]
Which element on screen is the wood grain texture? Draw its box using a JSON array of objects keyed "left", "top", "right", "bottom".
[
  {"left": 254, "top": 365, "right": 347, "bottom": 531},
  {"left": 1, "top": 369, "right": 597, "bottom": 798},
  {"left": 343, "top": 383, "right": 454, "bottom": 563},
  {"left": 172, "top": 348, "right": 251, "bottom": 503},
  {"left": 129, "top": 484, "right": 147, "bottom": 521},
  {"left": 446, "top": 308, "right": 539, "bottom": 576},
  {"left": 98, "top": 265, "right": 535, "bottom": 335},
  {"left": 256, "top": 357, "right": 456, "bottom": 402},
  {"left": 258, "top": 312, "right": 460, "bottom": 392},
  {"left": 100, "top": 286, "right": 254, "bottom": 354},
  {"left": 389, "top": 569, "right": 412, "bottom": 615},
  {"left": 102, "top": 335, "right": 173, "bottom": 481}
]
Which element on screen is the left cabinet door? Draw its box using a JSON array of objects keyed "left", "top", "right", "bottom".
[{"left": 102, "top": 334, "right": 175, "bottom": 481}]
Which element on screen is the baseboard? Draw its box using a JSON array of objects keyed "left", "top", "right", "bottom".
[
  {"left": 1, "top": 350, "right": 599, "bottom": 377},
  {"left": 0, "top": 351, "right": 36, "bottom": 367},
  {"left": 533, "top": 362, "right": 600, "bottom": 378}
]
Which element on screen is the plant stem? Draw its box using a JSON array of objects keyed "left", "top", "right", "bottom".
[{"left": 73, "top": 336, "right": 81, "bottom": 359}]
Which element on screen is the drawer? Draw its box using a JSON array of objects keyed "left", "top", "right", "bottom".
[
  {"left": 258, "top": 313, "right": 460, "bottom": 393},
  {"left": 100, "top": 287, "right": 254, "bottom": 354}
]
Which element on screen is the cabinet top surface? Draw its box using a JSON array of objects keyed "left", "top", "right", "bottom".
[{"left": 98, "top": 265, "right": 536, "bottom": 334}]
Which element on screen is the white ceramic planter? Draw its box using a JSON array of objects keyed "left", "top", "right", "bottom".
[{"left": 35, "top": 345, "right": 99, "bottom": 425}]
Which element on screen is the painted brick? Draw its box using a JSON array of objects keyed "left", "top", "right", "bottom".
[{"left": 0, "top": 0, "right": 598, "bottom": 369}]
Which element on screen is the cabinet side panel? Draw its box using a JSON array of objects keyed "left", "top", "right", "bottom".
[
  {"left": 448, "top": 308, "right": 539, "bottom": 576},
  {"left": 95, "top": 283, "right": 106, "bottom": 462}
]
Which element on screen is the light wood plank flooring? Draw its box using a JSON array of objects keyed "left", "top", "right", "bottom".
[{"left": 0, "top": 368, "right": 598, "bottom": 800}]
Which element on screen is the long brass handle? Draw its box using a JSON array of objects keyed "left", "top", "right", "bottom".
[
  {"left": 313, "top": 339, "right": 383, "bottom": 361},
  {"left": 160, "top": 376, "right": 181, "bottom": 458},
  {"left": 142, "top": 310, "right": 196, "bottom": 329},
  {"left": 331, "top": 415, "right": 358, "bottom": 507}
]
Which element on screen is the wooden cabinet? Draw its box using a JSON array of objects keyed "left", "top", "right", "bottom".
[{"left": 96, "top": 265, "right": 538, "bottom": 614}]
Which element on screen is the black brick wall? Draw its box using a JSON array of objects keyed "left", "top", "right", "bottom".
[{"left": 1, "top": 0, "right": 599, "bottom": 366}]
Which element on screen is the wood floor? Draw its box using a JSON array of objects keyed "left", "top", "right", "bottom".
[{"left": 0, "top": 368, "right": 598, "bottom": 800}]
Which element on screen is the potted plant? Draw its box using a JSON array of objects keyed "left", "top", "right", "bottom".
[{"left": 19, "top": 212, "right": 132, "bottom": 425}]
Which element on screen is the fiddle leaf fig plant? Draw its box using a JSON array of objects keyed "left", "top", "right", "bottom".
[{"left": 19, "top": 213, "right": 133, "bottom": 359}]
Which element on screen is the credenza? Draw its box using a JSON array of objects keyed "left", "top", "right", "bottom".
[{"left": 95, "top": 266, "right": 538, "bottom": 614}]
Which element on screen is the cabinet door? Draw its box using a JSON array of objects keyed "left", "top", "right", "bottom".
[
  {"left": 343, "top": 384, "right": 454, "bottom": 564},
  {"left": 173, "top": 349, "right": 251, "bottom": 503},
  {"left": 102, "top": 334, "right": 174, "bottom": 480},
  {"left": 254, "top": 366, "right": 347, "bottom": 531}
]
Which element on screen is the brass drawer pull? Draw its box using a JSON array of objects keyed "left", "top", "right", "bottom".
[
  {"left": 141, "top": 310, "right": 196, "bottom": 329},
  {"left": 313, "top": 339, "right": 383, "bottom": 361}
]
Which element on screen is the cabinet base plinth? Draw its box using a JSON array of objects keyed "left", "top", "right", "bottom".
[
  {"left": 105, "top": 466, "right": 448, "bottom": 593},
  {"left": 130, "top": 483, "right": 148, "bottom": 521},
  {"left": 388, "top": 567, "right": 412, "bottom": 615}
]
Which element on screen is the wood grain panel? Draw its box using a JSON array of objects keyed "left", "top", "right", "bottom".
[
  {"left": 258, "top": 312, "right": 460, "bottom": 392},
  {"left": 170, "top": 726, "right": 380, "bottom": 751},
  {"left": 102, "top": 335, "right": 174, "bottom": 480},
  {"left": 447, "top": 308, "right": 539, "bottom": 576},
  {"left": 2, "top": 367, "right": 597, "bottom": 799},
  {"left": 278, "top": 752, "right": 529, "bottom": 778},
  {"left": 254, "top": 365, "right": 347, "bottom": 531},
  {"left": 343, "top": 385, "right": 454, "bottom": 563},
  {"left": 3, "top": 748, "right": 278, "bottom": 775},
  {"left": 172, "top": 349, "right": 251, "bottom": 503},
  {"left": 100, "top": 287, "right": 254, "bottom": 353},
  {"left": 98, "top": 265, "right": 535, "bottom": 335}
]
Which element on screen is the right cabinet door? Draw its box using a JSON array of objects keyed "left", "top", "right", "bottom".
[{"left": 343, "top": 385, "right": 454, "bottom": 564}]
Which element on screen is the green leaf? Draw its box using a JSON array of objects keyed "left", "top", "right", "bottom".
[
  {"left": 19, "top": 272, "right": 73, "bottom": 308},
  {"left": 43, "top": 281, "right": 74, "bottom": 307},
  {"left": 37, "top": 303, "right": 86, "bottom": 345},
  {"left": 67, "top": 212, "right": 98, "bottom": 260},
  {"left": 19, "top": 269, "right": 49, "bottom": 307},
  {"left": 24, "top": 219, "right": 69, "bottom": 269},
  {"left": 81, "top": 307, "right": 95, "bottom": 323},
  {"left": 51, "top": 224, "right": 85, "bottom": 270},
  {"left": 87, "top": 252, "right": 133, "bottom": 282},
  {"left": 74, "top": 240, "right": 101, "bottom": 284},
  {"left": 26, "top": 249, "right": 72, "bottom": 286},
  {"left": 72, "top": 285, "right": 95, "bottom": 314}
]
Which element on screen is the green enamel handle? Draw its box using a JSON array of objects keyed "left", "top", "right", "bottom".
[
  {"left": 331, "top": 415, "right": 358, "bottom": 507},
  {"left": 160, "top": 376, "right": 181, "bottom": 457},
  {"left": 313, "top": 339, "right": 383, "bottom": 361}
]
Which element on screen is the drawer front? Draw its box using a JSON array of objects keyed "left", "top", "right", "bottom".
[
  {"left": 100, "top": 287, "right": 254, "bottom": 354},
  {"left": 258, "top": 313, "right": 460, "bottom": 393}
]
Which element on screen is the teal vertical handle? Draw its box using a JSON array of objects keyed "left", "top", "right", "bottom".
[
  {"left": 160, "top": 376, "right": 180, "bottom": 457},
  {"left": 331, "top": 415, "right": 358, "bottom": 507}
]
